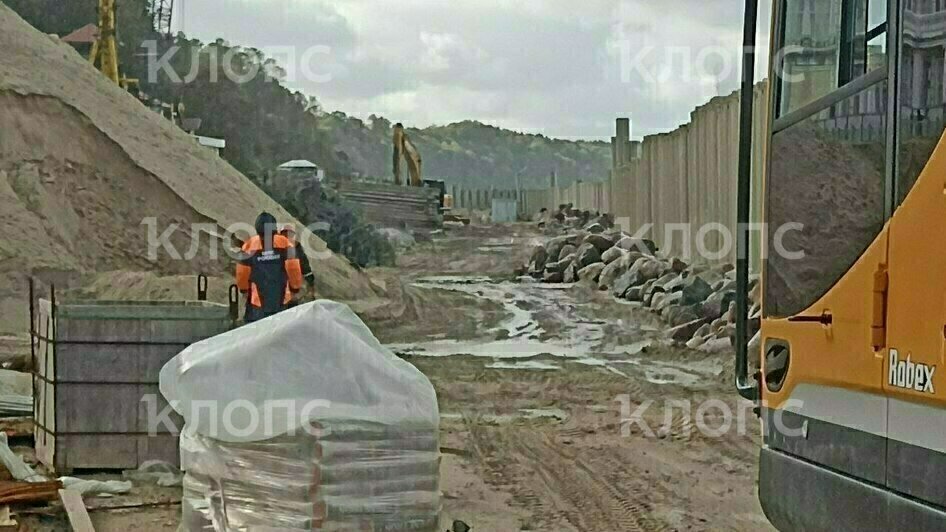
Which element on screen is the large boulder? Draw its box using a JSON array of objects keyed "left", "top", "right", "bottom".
[
  {"left": 702, "top": 289, "right": 736, "bottom": 321},
  {"left": 615, "top": 237, "right": 658, "bottom": 255},
  {"left": 546, "top": 236, "right": 571, "bottom": 261},
  {"left": 653, "top": 272, "right": 683, "bottom": 293},
  {"left": 686, "top": 335, "right": 709, "bottom": 349},
  {"left": 693, "top": 323, "right": 712, "bottom": 339},
  {"left": 681, "top": 275, "right": 714, "bottom": 305},
  {"left": 633, "top": 258, "right": 668, "bottom": 286},
  {"left": 696, "top": 269, "right": 725, "bottom": 289},
  {"left": 598, "top": 252, "right": 638, "bottom": 289},
  {"left": 668, "top": 317, "right": 711, "bottom": 343},
  {"left": 610, "top": 257, "right": 656, "bottom": 297},
  {"left": 639, "top": 278, "right": 658, "bottom": 296},
  {"left": 699, "top": 338, "right": 733, "bottom": 353},
  {"left": 643, "top": 280, "right": 665, "bottom": 308},
  {"left": 601, "top": 247, "right": 625, "bottom": 264},
  {"left": 650, "top": 292, "right": 668, "bottom": 310},
  {"left": 576, "top": 243, "right": 602, "bottom": 268},
  {"left": 626, "top": 285, "right": 645, "bottom": 302},
  {"left": 715, "top": 279, "right": 737, "bottom": 294},
  {"left": 717, "top": 323, "right": 736, "bottom": 339},
  {"left": 528, "top": 260, "right": 544, "bottom": 279},
  {"left": 656, "top": 291, "right": 683, "bottom": 314},
  {"left": 529, "top": 245, "right": 548, "bottom": 271},
  {"left": 667, "top": 304, "right": 702, "bottom": 327},
  {"left": 611, "top": 265, "right": 653, "bottom": 298},
  {"left": 584, "top": 233, "right": 614, "bottom": 253},
  {"left": 558, "top": 244, "right": 578, "bottom": 262},
  {"left": 670, "top": 257, "right": 688, "bottom": 273},
  {"left": 578, "top": 263, "right": 607, "bottom": 283},
  {"left": 603, "top": 231, "right": 626, "bottom": 246},
  {"left": 544, "top": 270, "right": 565, "bottom": 283},
  {"left": 569, "top": 231, "right": 589, "bottom": 246},
  {"left": 564, "top": 262, "right": 578, "bottom": 283},
  {"left": 584, "top": 222, "right": 606, "bottom": 234},
  {"left": 710, "top": 317, "right": 727, "bottom": 334},
  {"left": 545, "top": 255, "right": 575, "bottom": 274}
]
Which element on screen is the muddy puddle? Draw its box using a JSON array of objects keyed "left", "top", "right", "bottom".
[{"left": 389, "top": 276, "right": 723, "bottom": 386}]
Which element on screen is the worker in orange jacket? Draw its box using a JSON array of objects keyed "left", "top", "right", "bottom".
[
  {"left": 236, "top": 212, "right": 304, "bottom": 323},
  {"left": 279, "top": 223, "right": 316, "bottom": 295}
]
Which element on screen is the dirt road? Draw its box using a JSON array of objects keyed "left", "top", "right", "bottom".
[
  {"left": 378, "top": 224, "right": 774, "bottom": 531},
  {"left": 12, "top": 223, "right": 772, "bottom": 531}
]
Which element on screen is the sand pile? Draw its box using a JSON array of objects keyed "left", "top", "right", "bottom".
[{"left": 0, "top": 5, "right": 377, "bottom": 333}]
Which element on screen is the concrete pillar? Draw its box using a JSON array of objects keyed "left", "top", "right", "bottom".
[
  {"left": 616, "top": 118, "right": 630, "bottom": 166},
  {"left": 616, "top": 118, "right": 630, "bottom": 141},
  {"left": 628, "top": 140, "right": 641, "bottom": 162},
  {"left": 942, "top": 45, "right": 946, "bottom": 105},
  {"left": 801, "top": 0, "right": 812, "bottom": 38},
  {"left": 913, "top": 48, "right": 926, "bottom": 110}
]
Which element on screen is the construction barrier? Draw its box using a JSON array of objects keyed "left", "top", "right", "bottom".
[{"left": 517, "top": 82, "right": 769, "bottom": 267}]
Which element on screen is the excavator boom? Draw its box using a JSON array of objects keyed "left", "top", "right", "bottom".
[{"left": 393, "top": 123, "right": 422, "bottom": 187}]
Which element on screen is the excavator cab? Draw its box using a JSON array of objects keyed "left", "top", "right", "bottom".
[{"left": 736, "top": 0, "right": 946, "bottom": 529}]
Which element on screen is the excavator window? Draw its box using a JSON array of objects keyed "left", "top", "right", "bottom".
[
  {"left": 895, "top": 0, "right": 946, "bottom": 206},
  {"left": 765, "top": 0, "right": 889, "bottom": 317},
  {"left": 777, "top": 0, "right": 887, "bottom": 116}
]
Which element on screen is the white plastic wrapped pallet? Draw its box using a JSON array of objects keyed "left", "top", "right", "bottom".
[{"left": 160, "top": 301, "right": 442, "bottom": 531}]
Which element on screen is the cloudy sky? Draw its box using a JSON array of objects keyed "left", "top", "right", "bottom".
[{"left": 174, "top": 0, "right": 771, "bottom": 140}]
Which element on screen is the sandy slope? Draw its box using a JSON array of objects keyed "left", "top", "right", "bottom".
[{"left": 0, "top": 4, "right": 376, "bottom": 332}]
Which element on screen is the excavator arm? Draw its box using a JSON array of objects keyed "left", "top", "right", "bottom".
[{"left": 393, "top": 123, "right": 423, "bottom": 186}]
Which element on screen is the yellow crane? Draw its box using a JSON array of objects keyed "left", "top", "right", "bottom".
[{"left": 90, "top": 0, "right": 137, "bottom": 89}]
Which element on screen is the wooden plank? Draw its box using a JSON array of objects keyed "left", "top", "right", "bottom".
[
  {"left": 0, "top": 480, "right": 61, "bottom": 504},
  {"left": 59, "top": 489, "right": 95, "bottom": 532}
]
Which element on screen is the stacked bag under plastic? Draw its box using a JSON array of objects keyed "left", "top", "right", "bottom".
[{"left": 160, "top": 301, "right": 442, "bottom": 531}]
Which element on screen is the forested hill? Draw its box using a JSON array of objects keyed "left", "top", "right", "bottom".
[
  {"left": 321, "top": 113, "right": 612, "bottom": 188},
  {"left": 6, "top": 0, "right": 612, "bottom": 188}
]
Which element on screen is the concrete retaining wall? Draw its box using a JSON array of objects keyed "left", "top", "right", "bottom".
[{"left": 519, "top": 82, "right": 768, "bottom": 267}]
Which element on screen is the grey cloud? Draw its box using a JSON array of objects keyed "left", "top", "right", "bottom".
[{"left": 177, "top": 0, "right": 771, "bottom": 139}]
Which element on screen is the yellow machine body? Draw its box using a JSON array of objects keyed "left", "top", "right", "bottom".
[{"left": 756, "top": 0, "right": 946, "bottom": 529}]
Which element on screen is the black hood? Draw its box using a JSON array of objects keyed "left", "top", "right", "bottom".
[{"left": 254, "top": 212, "right": 278, "bottom": 239}]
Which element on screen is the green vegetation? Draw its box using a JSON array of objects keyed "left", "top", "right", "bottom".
[
  {"left": 7, "top": 0, "right": 609, "bottom": 266},
  {"left": 322, "top": 114, "right": 612, "bottom": 188},
  {"left": 265, "top": 175, "right": 396, "bottom": 269},
  {"left": 6, "top": 1, "right": 610, "bottom": 187}
]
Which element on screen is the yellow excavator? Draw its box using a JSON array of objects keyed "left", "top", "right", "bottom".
[
  {"left": 735, "top": 0, "right": 946, "bottom": 530},
  {"left": 392, "top": 123, "right": 423, "bottom": 187},
  {"left": 90, "top": 0, "right": 137, "bottom": 89}
]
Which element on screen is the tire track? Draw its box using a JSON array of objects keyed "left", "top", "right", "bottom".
[{"left": 511, "top": 431, "right": 667, "bottom": 531}]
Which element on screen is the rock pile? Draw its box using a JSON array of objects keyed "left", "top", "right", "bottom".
[
  {"left": 515, "top": 226, "right": 761, "bottom": 350},
  {"left": 536, "top": 204, "right": 615, "bottom": 234}
]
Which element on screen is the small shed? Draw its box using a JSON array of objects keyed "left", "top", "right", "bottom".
[
  {"left": 60, "top": 23, "right": 99, "bottom": 57},
  {"left": 278, "top": 159, "right": 325, "bottom": 182}
]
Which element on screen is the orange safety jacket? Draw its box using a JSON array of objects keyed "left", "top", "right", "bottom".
[{"left": 235, "top": 234, "right": 304, "bottom": 317}]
